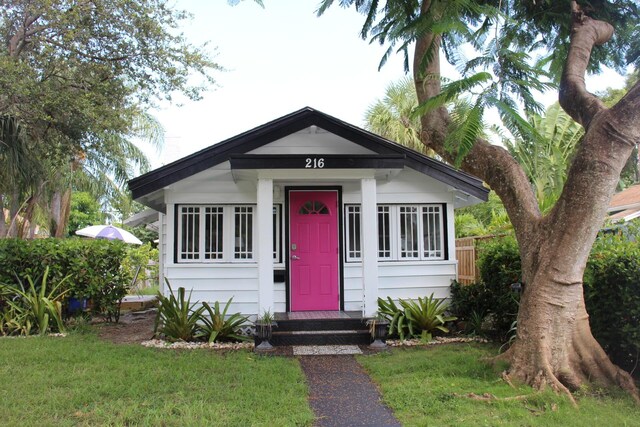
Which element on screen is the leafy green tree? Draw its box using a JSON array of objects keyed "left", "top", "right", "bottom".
[
  {"left": 364, "top": 77, "right": 427, "bottom": 154},
  {"left": 503, "top": 103, "right": 584, "bottom": 212},
  {"left": 0, "top": 0, "right": 218, "bottom": 238},
  {"left": 320, "top": 0, "right": 640, "bottom": 401},
  {"left": 67, "top": 192, "right": 104, "bottom": 237}
]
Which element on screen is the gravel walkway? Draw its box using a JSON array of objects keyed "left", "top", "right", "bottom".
[{"left": 299, "top": 355, "right": 401, "bottom": 427}]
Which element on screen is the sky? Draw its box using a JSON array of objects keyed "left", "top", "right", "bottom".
[{"left": 145, "top": 1, "right": 627, "bottom": 168}]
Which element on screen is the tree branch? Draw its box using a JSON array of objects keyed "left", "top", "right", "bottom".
[
  {"left": 413, "top": 0, "right": 541, "bottom": 242},
  {"left": 559, "top": 1, "right": 613, "bottom": 128}
]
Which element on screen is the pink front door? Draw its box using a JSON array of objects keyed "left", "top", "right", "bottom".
[{"left": 289, "top": 190, "right": 339, "bottom": 311}]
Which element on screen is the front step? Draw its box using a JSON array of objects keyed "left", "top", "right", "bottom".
[{"left": 255, "top": 317, "right": 372, "bottom": 346}]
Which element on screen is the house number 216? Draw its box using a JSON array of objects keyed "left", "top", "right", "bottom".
[{"left": 305, "top": 157, "right": 325, "bottom": 169}]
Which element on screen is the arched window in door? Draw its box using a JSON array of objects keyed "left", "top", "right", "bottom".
[{"left": 298, "top": 200, "right": 330, "bottom": 215}]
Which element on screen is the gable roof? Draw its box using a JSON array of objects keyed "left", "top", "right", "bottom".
[{"left": 128, "top": 107, "right": 488, "bottom": 208}]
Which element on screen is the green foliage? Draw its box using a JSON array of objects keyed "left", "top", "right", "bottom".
[
  {"left": 0, "top": 238, "right": 132, "bottom": 320},
  {"left": 120, "top": 243, "right": 159, "bottom": 293},
  {"left": 378, "top": 294, "right": 456, "bottom": 342},
  {"left": 154, "top": 280, "right": 204, "bottom": 342},
  {"left": 378, "top": 296, "right": 410, "bottom": 340},
  {"left": 154, "top": 279, "right": 249, "bottom": 343},
  {"left": 585, "top": 226, "right": 640, "bottom": 376},
  {"left": 199, "top": 299, "right": 251, "bottom": 343},
  {"left": 450, "top": 235, "right": 521, "bottom": 340},
  {"left": 502, "top": 103, "right": 584, "bottom": 212},
  {"left": 67, "top": 192, "right": 104, "bottom": 237},
  {"left": 364, "top": 77, "right": 428, "bottom": 155},
  {"left": 0, "top": 267, "right": 70, "bottom": 335}
]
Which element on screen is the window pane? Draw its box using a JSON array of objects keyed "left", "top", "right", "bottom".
[
  {"left": 422, "top": 205, "right": 443, "bottom": 258},
  {"left": 204, "top": 207, "right": 223, "bottom": 259},
  {"left": 234, "top": 206, "right": 253, "bottom": 259},
  {"left": 377, "top": 206, "right": 391, "bottom": 258},
  {"left": 299, "top": 200, "right": 329, "bottom": 215},
  {"left": 346, "top": 205, "right": 361, "bottom": 260},
  {"left": 180, "top": 206, "right": 200, "bottom": 260},
  {"left": 399, "top": 206, "right": 419, "bottom": 258}
]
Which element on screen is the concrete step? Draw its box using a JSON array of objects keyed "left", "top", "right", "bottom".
[{"left": 267, "top": 329, "right": 371, "bottom": 346}]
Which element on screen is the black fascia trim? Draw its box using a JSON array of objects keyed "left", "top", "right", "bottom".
[
  {"left": 229, "top": 154, "right": 405, "bottom": 170},
  {"left": 128, "top": 107, "right": 488, "bottom": 202}
]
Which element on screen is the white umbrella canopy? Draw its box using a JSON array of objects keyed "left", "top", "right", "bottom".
[{"left": 75, "top": 225, "right": 143, "bottom": 245}]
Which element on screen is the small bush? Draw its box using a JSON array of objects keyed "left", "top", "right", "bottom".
[
  {"left": 450, "top": 235, "right": 521, "bottom": 340},
  {"left": 585, "top": 230, "right": 640, "bottom": 376}
]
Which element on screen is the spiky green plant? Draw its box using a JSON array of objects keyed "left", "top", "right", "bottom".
[
  {"left": 0, "top": 267, "right": 70, "bottom": 336},
  {"left": 198, "top": 298, "right": 250, "bottom": 343},
  {"left": 401, "top": 294, "right": 457, "bottom": 342},
  {"left": 377, "top": 296, "right": 411, "bottom": 340},
  {"left": 378, "top": 294, "right": 457, "bottom": 342},
  {"left": 154, "top": 279, "right": 203, "bottom": 342}
]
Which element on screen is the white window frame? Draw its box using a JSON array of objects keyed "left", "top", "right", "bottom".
[
  {"left": 177, "top": 204, "right": 260, "bottom": 263},
  {"left": 344, "top": 203, "right": 446, "bottom": 262}
]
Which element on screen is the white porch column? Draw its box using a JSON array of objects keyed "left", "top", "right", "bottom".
[
  {"left": 361, "top": 178, "right": 379, "bottom": 317},
  {"left": 257, "top": 178, "right": 274, "bottom": 315}
]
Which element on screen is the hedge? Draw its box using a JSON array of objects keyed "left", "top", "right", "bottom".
[{"left": 0, "top": 238, "right": 133, "bottom": 320}]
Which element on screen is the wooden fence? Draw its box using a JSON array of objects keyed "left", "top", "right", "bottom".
[{"left": 455, "top": 235, "right": 501, "bottom": 284}]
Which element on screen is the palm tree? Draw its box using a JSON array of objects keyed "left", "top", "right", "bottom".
[
  {"left": 364, "top": 77, "right": 429, "bottom": 155},
  {"left": 502, "top": 103, "right": 583, "bottom": 212}
]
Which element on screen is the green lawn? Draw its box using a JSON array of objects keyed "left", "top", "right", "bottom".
[
  {"left": 0, "top": 333, "right": 314, "bottom": 426},
  {"left": 2, "top": 336, "right": 638, "bottom": 427},
  {"left": 358, "top": 343, "right": 640, "bottom": 427}
]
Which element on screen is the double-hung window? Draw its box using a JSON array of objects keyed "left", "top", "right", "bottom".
[{"left": 345, "top": 204, "right": 445, "bottom": 262}]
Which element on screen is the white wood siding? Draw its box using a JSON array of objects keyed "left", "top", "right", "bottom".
[{"left": 160, "top": 136, "right": 458, "bottom": 315}]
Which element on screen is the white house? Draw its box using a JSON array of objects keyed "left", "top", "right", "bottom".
[{"left": 128, "top": 107, "right": 488, "bottom": 317}]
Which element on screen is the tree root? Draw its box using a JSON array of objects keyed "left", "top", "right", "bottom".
[{"left": 454, "top": 392, "right": 532, "bottom": 402}]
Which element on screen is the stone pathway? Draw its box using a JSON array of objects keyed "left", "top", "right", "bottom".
[
  {"left": 299, "top": 355, "right": 401, "bottom": 427},
  {"left": 293, "top": 345, "right": 362, "bottom": 356}
]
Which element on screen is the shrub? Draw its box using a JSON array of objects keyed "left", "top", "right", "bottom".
[
  {"left": 450, "top": 236, "right": 521, "bottom": 340},
  {"left": 0, "top": 238, "right": 132, "bottom": 321},
  {"left": 585, "top": 231, "right": 640, "bottom": 376}
]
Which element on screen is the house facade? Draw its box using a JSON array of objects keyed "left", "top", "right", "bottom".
[{"left": 129, "top": 108, "right": 488, "bottom": 317}]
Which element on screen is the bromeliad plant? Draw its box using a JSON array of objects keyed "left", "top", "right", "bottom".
[
  {"left": 154, "top": 279, "right": 250, "bottom": 343},
  {"left": 0, "top": 267, "right": 71, "bottom": 336},
  {"left": 154, "top": 279, "right": 204, "bottom": 342},
  {"left": 378, "top": 293, "right": 457, "bottom": 342},
  {"left": 199, "top": 299, "right": 251, "bottom": 343}
]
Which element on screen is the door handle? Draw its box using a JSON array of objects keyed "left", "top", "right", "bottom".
[{"left": 291, "top": 255, "right": 300, "bottom": 260}]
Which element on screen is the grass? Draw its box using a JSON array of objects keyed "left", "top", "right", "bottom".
[
  {"left": 134, "top": 284, "right": 159, "bottom": 296},
  {"left": 357, "top": 343, "right": 640, "bottom": 427},
  {"left": 0, "top": 332, "right": 314, "bottom": 426}
]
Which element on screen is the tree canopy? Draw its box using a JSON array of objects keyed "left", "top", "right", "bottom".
[{"left": 1, "top": 0, "right": 220, "bottom": 237}]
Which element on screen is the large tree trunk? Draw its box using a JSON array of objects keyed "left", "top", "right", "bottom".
[{"left": 414, "top": 0, "right": 640, "bottom": 401}]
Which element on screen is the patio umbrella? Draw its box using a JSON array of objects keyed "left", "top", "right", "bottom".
[{"left": 75, "top": 225, "right": 143, "bottom": 245}]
